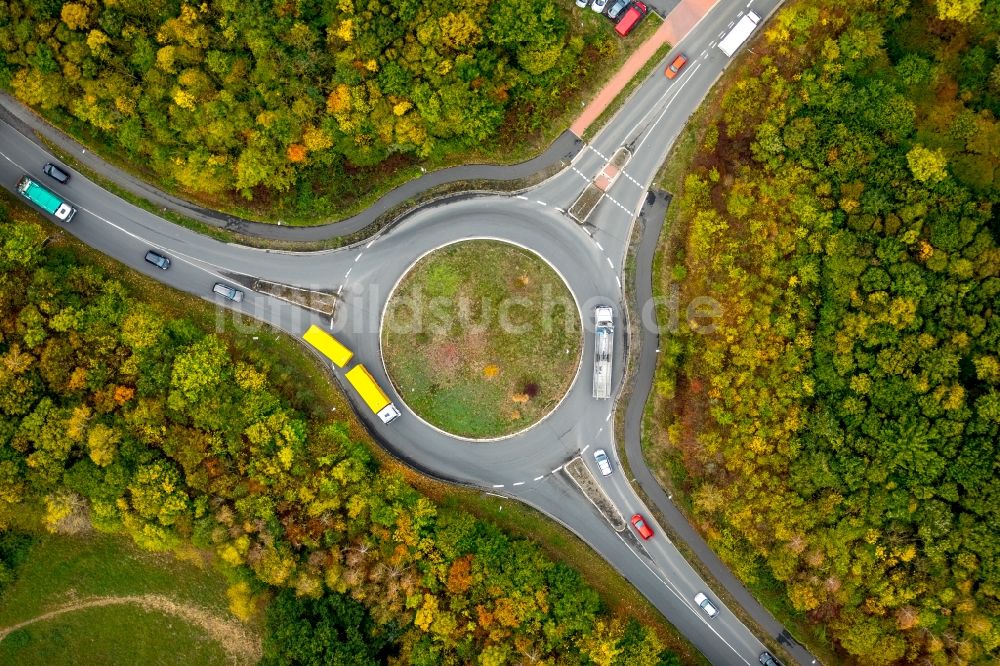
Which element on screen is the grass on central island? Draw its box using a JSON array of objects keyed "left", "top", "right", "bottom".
[{"left": 382, "top": 240, "right": 582, "bottom": 438}]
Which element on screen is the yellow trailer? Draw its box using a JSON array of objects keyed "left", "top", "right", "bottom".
[
  {"left": 302, "top": 325, "right": 354, "bottom": 368},
  {"left": 345, "top": 364, "right": 401, "bottom": 424}
]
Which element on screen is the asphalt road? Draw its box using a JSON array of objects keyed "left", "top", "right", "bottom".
[{"left": 0, "top": 1, "right": 821, "bottom": 664}]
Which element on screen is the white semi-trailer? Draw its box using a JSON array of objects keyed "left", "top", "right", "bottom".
[
  {"left": 718, "top": 11, "right": 761, "bottom": 57},
  {"left": 593, "top": 306, "right": 614, "bottom": 399}
]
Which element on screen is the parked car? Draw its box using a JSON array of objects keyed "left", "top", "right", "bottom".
[
  {"left": 42, "top": 162, "right": 70, "bottom": 184},
  {"left": 576, "top": 0, "right": 590, "bottom": 7},
  {"left": 606, "top": 0, "right": 630, "bottom": 21},
  {"left": 593, "top": 449, "right": 613, "bottom": 476},
  {"left": 592, "top": 0, "right": 610, "bottom": 12},
  {"left": 630, "top": 514, "right": 653, "bottom": 540},
  {"left": 759, "top": 651, "right": 781, "bottom": 666},
  {"left": 614, "top": 1, "right": 648, "bottom": 37},
  {"left": 665, "top": 53, "right": 688, "bottom": 79},
  {"left": 144, "top": 250, "right": 171, "bottom": 270},
  {"left": 694, "top": 592, "right": 720, "bottom": 618},
  {"left": 213, "top": 282, "right": 244, "bottom": 302}
]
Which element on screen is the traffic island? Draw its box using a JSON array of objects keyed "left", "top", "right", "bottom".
[
  {"left": 381, "top": 240, "right": 582, "bottom": 439},
  {"left": 564, "top": 458, "right": 626, "bottom": 531}
]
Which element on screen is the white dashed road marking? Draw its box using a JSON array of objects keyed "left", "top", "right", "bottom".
[{"left": 534, "top": 475, "right": 544, "bottom": 481}]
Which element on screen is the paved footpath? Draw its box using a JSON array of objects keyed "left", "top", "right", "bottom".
[{"left": 571, "top": 0, "right": 721, "bottom": 137}]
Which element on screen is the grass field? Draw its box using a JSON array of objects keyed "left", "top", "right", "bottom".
[
  {"left": 0, "top": 532, "right": 259, "bottom": 665},
  {"left": 382, "top": 240, "right": 582, "bottom": 438}
]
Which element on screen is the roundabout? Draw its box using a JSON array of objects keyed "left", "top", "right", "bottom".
[
  {"left": 381, "top": 239, "right": 583, "bottom": 440},
  {"left": 329, "top": 195, "right": 625, "bottom": 484}
]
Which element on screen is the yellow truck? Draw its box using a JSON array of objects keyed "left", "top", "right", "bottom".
[
  {"left": 302, "top": 325, "right": 354, "bottom": 368},
  {"left": 345, "top": 364, "right": 401, "bottom": 424}
]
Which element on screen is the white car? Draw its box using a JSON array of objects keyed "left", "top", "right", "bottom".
[
  {"left": 576, "top": 0, "right": 590, "bottom": 7},
  {"left": 694, "top": 592, "right": 719, "bottom": 618},
  {"left": 593, "top": 449, "right": 612, "bottom": 476},
  {"left": 592, "top": 0, "right": 609, "bottom": 11}
]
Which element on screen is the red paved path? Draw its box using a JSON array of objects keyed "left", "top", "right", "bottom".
[{"left": 570, "top": 0, "right": 720, "bottom": 137}]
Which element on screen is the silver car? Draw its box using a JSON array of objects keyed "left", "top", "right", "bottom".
[
  {"left": 593, "top": 449, "right": 613, "bottom": 476},
  {"left": 592, "top": 0, "right": 610, "bottom": 12},
  {"left": 607, "top": 0, "right": 630, "bottom": 20},
  {"left": 213, "top": 282, "right": 244, "bottom": 303},
  {"left": 694, "top": 592, "right": 719, "bottom": 618}
]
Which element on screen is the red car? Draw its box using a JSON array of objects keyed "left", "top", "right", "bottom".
[
  {"left": 631, "top": 514, "right": 654, "bottom": 540},
  {"left": 614, "top": 2, "right": 648, "bottom": 37},
  {"left": 665, "top": 53, "right": 688, "bottom": 79}
]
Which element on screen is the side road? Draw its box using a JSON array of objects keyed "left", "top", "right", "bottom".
[
  {"left": 0, "top": 91, "right": 582, "bottom": 242},
  {"left": 625, "top": 194, "right": 820, "bottom": 666}
]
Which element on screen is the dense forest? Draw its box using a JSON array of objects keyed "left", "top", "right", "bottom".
[
  {"left": 653, "top": 0, "right": 999, "bottom": 664},
  {"left": 0, "top": 200, "right": 680, "bottom": 665},
  {"left": 0, "top": 0, "right": 617, "bottom": 214}
]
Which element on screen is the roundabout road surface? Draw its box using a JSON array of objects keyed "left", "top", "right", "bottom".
[{"left": 0, "top": 0, "right": 821, "bottom": 664}]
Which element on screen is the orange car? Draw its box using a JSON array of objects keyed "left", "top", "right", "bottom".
[{"left": 665, "top": 53, "right": 688, "bottom": 79}]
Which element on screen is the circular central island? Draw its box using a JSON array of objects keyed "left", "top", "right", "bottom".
[{"left": 381, "top": 240, "right": 583, "bottom": 440}]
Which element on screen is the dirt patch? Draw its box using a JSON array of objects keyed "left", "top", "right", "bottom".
[
  {"left": 0, "top": 594, "right": 261, "bottom": 665},
  {"left": 250, "top": 278, "right": 337, "bottom": 316},
  {"left": 564, "top": 458, "right": 626, "bottom": 531}
]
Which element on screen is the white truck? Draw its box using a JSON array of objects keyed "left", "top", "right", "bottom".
[
  {"left": 593, "top": 306, "right": 614, "bottom": 399},
  {"left": 718, "top": 11, "right": 761, "bottom": 57}
]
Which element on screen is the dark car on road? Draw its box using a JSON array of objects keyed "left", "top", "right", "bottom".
[
  {"left": 43, "top": 162, "right": 70, "bottom": 184},
  {"left": 759, "top": 651, "right": 781, "bottom": 666},
  {"left": 144, "top": 250, "right": 171, "bottom": 270}
]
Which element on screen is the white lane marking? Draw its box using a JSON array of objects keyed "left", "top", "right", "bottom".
[
  {"left": 366, "top": 239, "right": 375, "bottom": 249},
  {"left": 344, "top": 268, "right": 352, "bottom": 279},
  {"left": 533, "top": 475, "right": 544, "bottom": 481},
  {"left": 570, "top": 166, "right": 591, "bottom": 183},
  {"left": 605, "top": 413, "right": 612, "bottom": 422},
  {"left": 595, "top": 241, "right": 604, "bottom": 251},
  {"left": 536, "top": 200, "right": 547, "bottom": 206},
  {"left": 492, "top": 484, "right": 505, "bottom": 488},
  {"left": 516, "top": 195, "right": 528, "bottom": 200},
  {"left": 336, "top": 285, "right": 344, "bottom": 295},
  {"left": 354, "top": 252, "right": 363, "bottom": 262},
  {"left": 512, "top": 481, "right": 525, "bottom": 487},
  {"left": 582, "top": 444, "right": 590, "bottom": 453},
  {"left": 552, "top": 465, "right": 563, "bottom": 474},
  {"left": 616, "top": 276, "right": 622, "bottom": 289},
  {"left": 555, "top": 207, "right": 566, "bottom": 214},
  {"left": 587, "top": 145, "right": 610, "bottom": 161},
  {"left": 631, "top": 63, "right": 702, "bottom": 160},
  {"left": 603, "top": 193, "right": 633, "bottom": 215},
  {"left": 606, "top": 257, "right": 614, "bottom": 268},
  {"left": 614, "top": 531, "right": 755, "bottom": 666},
  {"left": 621, "top": 171, "right": 643, "bottom": 188}
]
